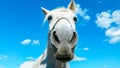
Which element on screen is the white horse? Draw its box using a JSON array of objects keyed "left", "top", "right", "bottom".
[{"left": 20, "top": 0, "right": 78, "bottom": 68}]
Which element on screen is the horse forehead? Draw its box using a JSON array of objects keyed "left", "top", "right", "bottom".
[
  {"left": 51, "top": 8, "right": 70, "bottom": 12},
  {"left": 48, "top": 8, "right": 76, "bottom": 30},
  {"left": 50, "top": 8, "right": 75, "bottom": 16}
]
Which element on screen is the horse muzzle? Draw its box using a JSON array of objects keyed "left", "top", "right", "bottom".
[{"left": 56, "top": 52, "right": 74, "bottom": 63}]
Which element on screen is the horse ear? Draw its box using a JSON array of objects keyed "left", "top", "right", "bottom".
[
  {"left": 68, "top": 0, "right": 76, "bottom": 12},
  {"left": 41, "top": 7, "right": 50, "bottom": 15}
]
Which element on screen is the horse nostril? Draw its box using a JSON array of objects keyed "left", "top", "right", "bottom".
[
  {"left": 53, "top": 31, "right": 60, "bottom": 43},
  {"left": 70, "top": 32, "right": 76, "bottom": 42}
]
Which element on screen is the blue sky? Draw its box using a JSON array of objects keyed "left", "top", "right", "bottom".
[{"left": 0, "top": 0, "right": 120, "bottom": 68}]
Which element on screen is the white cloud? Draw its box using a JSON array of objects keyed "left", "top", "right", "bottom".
[
  {"left": 96, "top": 10, "right": 112, "bottom": 29},
  {"left": 72, "top": 55, "right": 87, "bottom": 61},
  {"left": 26, "top": 56, "right": 36, "bottom": 60},
  {"left": 96, "top": 10, "right": 120, "bottom": 44},
  {"left": 0, "top": 55, "right": 8, "bottom": 60},
  {"left": 84, "top": 15, "right": 90, "bottom": 20},
  {"left": 75, "top": 4, "right": 90, "bottom": 21},
  {"left": 32, "top": 40, "right": 40, "bottom": 45},
  {"left": 20, "top": 39, "right": 31, "bottom": 45},
  {"left": 21, "top": 39, "right": 40, "bottom": 45},
  {"left": 105, "top": 27, "right": 120, "bottom": 37},
  {"left": 105, "top": 27, "right": 120, "bottom": 44},
  {"left": 112, "top": 10, "right": 120, "bottom": 25},
  {"left": 83, "top": 47, "right": 89, "bottom": 51},
  {"left": 75, "top": 47, "right": 89, "bottom": 51}
]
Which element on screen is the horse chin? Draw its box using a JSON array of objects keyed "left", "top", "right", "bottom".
[
  {"left": 55, "top": 54, "right": 74, "bottom": 63},
  {"left": 56, "top": 57, "right": 73, "bottom": 63}
]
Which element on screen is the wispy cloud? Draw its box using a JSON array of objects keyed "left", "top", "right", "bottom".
[
  {"left": 20, "top": 39, "right": 31, "bottom": 45},
  {"left": 0, "top": 55, "right": 8, "bottom": 60},
  {"left": 20, "top": 39, "right": 40, "bottom": 45},
  {"left": 75, "top": 47, "right": 89, "bottom": 51},
  {"left": 26, "top": 56, "right": 36, "bottom": 60},
  {"left": 75, "top": 4, "right": 90, "bottom": 21},
  {"left": 72, "top": 55, "right": 87, "bottom": 61},
  {"left": 32, "top": 40, "right": 40, "bottom": 45},
  {"left": 96, "top": 10, "right": 120, "bottom": 44},
  {"left": 83, "top": 47, "right": 89, "bottom": 51}
]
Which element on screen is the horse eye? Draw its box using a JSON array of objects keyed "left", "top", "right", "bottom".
[
  {"left": 48, "top": 15, "right": 52, "bottom": 21},
  {"left": 73, "top": 17, "right": 77, "bottom": 22}
]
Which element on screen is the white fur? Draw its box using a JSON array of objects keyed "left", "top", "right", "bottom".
[
  {"left": 43, "top": 8, "right": 77, "bottom": 30},
  {"left": 20, "top": 49, "right": 70, "bottom": 68},
  {"left": 20, "top": 50, "right": 47, "bottom": 68},
  {"left": 20, "top": 0, "right": 77, "bottom": 68}
]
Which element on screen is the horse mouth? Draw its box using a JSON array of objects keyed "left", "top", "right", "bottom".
[{"left": 56, "top": 54, "right": 74, "bottom": 63}]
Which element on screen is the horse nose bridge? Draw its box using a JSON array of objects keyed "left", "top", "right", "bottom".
[
  {"left": 53, "top": 19, "right": 76, "bottom": 41},
  {"left": 54, "top": 18, "right": 73, "bottom": 31}
]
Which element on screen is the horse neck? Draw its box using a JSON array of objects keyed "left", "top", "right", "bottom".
[{"left": 44, "top": 40, "right": 67, "bottom": 68}]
